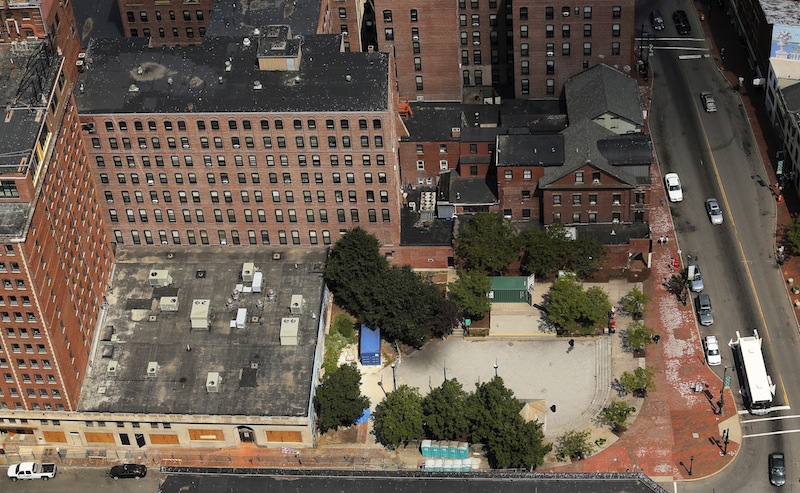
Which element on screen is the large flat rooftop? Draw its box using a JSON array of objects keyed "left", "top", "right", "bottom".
[
  {"left": 78, "top": 247, "right": 328, "bottom": 417},
  {"left": 75, "top": 34, "right": 389, "bottom": 115},
  {"left": 208, "top": 0, "right": 323, "bottom": 38}
]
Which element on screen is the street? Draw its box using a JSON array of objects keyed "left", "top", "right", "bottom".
[
  {"left": 0, "top": 466, "right": 158, "bottom": 493},
  {"left": 642, "top": 0, "right": 800, "bottom": 490}
]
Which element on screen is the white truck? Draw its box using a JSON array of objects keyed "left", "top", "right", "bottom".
[{"left": 7, "top": 462, "right": 57, "bottom": 481}]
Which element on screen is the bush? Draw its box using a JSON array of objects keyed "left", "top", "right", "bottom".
[
  {"left": 556, "top": 429, "right": 595, "bottom": 461},
  {"left": 332, "top": 313, "right": 355, "bottom": 340}
]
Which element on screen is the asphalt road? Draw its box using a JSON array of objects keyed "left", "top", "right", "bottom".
[
  {"left": 0, "top": 466, "right": 157, "bottom": 493},
  {"left": 642, "top": 0, "right": 800, "bottom": 491}
]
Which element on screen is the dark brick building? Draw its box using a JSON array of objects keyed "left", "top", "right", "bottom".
[
  {"left": 0, "top": 24, "right": 113, "bottom": 413},
  {"left": 117, "top": 0, "right": 213, "bottom": 45},
  {"left": 75, "top": 27, "right": 403, "bottom": 251}
]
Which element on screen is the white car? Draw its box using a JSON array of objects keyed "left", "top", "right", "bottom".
[
  {"left": 701, "top": 91, "right": 717, "bottom": 113},
  {"left": 704, "top": 335, "right": 722, "bottom": 366},
  {"left": 664, "top": 173, "right": 683, "bottom": 202}
]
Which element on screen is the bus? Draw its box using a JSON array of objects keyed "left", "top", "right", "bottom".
[{"left": 729, "top": 330, "right": 775, "bottom": 415}]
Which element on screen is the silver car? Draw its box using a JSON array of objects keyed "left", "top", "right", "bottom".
[
  {"left": 696, "top": 294, "right": 714, "bottom": 326},
  {"left": 705, "top": 198, "right": 723, "bottom": 225},
  {"left": 689, "top": 264, "right": 704, "bottom": 292}
]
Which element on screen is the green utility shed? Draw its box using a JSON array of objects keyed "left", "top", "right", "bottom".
[{"left": 489, "top": 276, "right": 534, "bottom": 303}]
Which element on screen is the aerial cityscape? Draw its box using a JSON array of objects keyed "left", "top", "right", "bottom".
[{"left": 0, "top": 0, "right": 799, "bottom": 491}]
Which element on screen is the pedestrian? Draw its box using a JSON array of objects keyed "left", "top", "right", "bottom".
[
  {"left": 720, "top": 48, "right": 725, "bottom": 60},
  {"left": 669, "top": 259, "right": 674, "bottom": 271},
  {"left": 568, "top": 338, "right": 575, "bottom": 348},
  {"left": 657, "top": 236, "right": 663, "bottom": 245},
  {"left": 653, "top": 334, "right": 661, "bottom": 344},
  {"left": 664, "top": 236, "right": 669, "bottom": 244}
]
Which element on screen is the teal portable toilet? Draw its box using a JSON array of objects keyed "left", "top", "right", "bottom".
[
  {"left": 443, "top": 459, "right": 455, "bottom": 472},
  {"left": 421, "top": 439, "right": 432, "bottom": 457},
  {"left": 448, "top": 441, "right": 458, "bottom": 458},
  {"left": 462, "top": 458, "right": 474, "bottom": 472},
  {"left": 457, "top": 442, "right": 469, "bottom": 459},
  {"left": 424, "top": 459, "right": 435, "bottom": 471},
  {"left": 433, "top": 459, "right": 444, "bottom": 472},
  {"left": 430, "top": 441, "right": 441, "bottom": 457},
  {"left": 439, "top": 440, "right": 450, "bottom": 458}
]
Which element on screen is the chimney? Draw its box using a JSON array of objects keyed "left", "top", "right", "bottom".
[{"left": 367, "top": 45, "right": 375, "bottom": 53}]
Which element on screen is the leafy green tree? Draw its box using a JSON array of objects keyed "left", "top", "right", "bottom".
[
  {"left": 556, "top": 429, "right": 595, "bottom": 461},
  {"left": 466, "top": 377, "right": 524, "bottom": 444},
  {"left": 620, "top": 366, "right": 655, "bottom": 397},
  {"left": 374, "top": 385, "right": 425, "bottom": 447},
  {"left": 568, "top": 238, "right": 606, "bottom": 279},
  {"left": 364, "top": 265, "right": 434, "bottom": 347},
  {"left": 520, "top": 224, "right": 571, "bottom": 278},
  {"left": 583, "top": 286, "right": 612, "bottom": 330},
  {"left": 620, "top": 286, "right": 649, "bottom": 320},
  {"left": 324, "top": 228, "right": 389, "bottom": 318},
  {"left": 785, "top": 214, "right": 800, "bottom": 255},
  {"left": 331, "top": 313, "right": 355, "bottom": 340},
  {"left": 449, "top": 269, "right": 491, "bottom": 319},
  {"left": 544, "top": 279, "right": 611, "bottom": 334},
  {"left": 625, "top": 321, "right": 654, "bottom": 353},
  {"left": 422, "top": 379, "right": 471, "bottom": 440},
  {"left": 599, "top": 400, "right": 636, "bottom": 433},
  {"left": 455, "top": 213, "right": 519, "bottom": 275},
  {"left": 485, "top": 418, "right": 551, "bottom": 469},
  {"left": 466, "top": 377, "right": 550, "bottom": 469},
  {"left": 314, "top": 364, "right": 370, "bottom": 433},
  {"left": 429, "top": 295, "right": 463, "bottom": 339}
]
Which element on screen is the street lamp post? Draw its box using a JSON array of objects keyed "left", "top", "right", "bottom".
[
  {"left": 493, "top": 359, "right": 498, "bottom": 378},
  {"left": 390, "top": 363, "right": 397, "bottom": 391},
  {"left": 719, "top": 366, "right": 729, "bottom": 412},
  {"left": 689, "top": 455, "right": 694, "bottom": 476}
]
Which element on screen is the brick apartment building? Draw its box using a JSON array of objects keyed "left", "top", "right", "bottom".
[
  {"left": 373, "top": 0, "right": 634, "bottom": 101},
  {"left": 117, "top": 0, "right": 213, "bottom": 46},
  {"left": 75, "top": 26, "right": 403, "bottom": 251},
  {"left": 0, "top": 19, "right": 114, "bottom": 416}
]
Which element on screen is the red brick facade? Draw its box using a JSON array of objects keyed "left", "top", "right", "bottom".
[
  {"left": 540, "top": 163, "right": 649, "bottom": 225},
  {"left": 497, "top": 165, "right": 546, "bottom": 222},
  {"left": 81, "top": 111, "right": 403, "bottom": 250},
  {"left": 374, "top": 0, "right": 462, "bottom": 101},
  {"left": 117, "top": 0, "right": 213, "bottom": 46},
  {"left": 512, "top": 0, "right": 635, "bottom": 98},
  {"left": 398, "top": 140, "right": 461, "bottom": 188}
]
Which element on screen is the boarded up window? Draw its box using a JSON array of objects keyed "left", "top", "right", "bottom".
[
  {"left": 85, "top": 432, "right": 115, "bottom": 443},
  {"left": 149, "top": 434, "right": 180, "bottom": 445},
  {"left": 265, "top": 430, "right": 303, "bottom": 443},
  {"left": 42, "top": 431, "right": 67, "bottom": 443},
  {"left": 188, "top": 429, "right": 224, "bottom": 441}
]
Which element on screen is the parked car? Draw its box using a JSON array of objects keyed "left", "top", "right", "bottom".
[
  {"left": 769, "top": 452, "right": 786, "bottom": 486},
  {"left": 7, "top": 462, "right": 57, "bottom": 481},
  {"left": 706, "top": 198, "right": 723, "bottom": 224},
  {"left": 701, "top": 91, "right": 717, "bottom": 112},
  {"left": 109, "top": 464, "right": 147, "bottom": 480},
  {"left": 664, "top": 173, "right": 683, "bottom": 202},
  {"left": 696, "top": 294, "right": 714, "bottom": 326},
  {"left": 703, "top": 335, "right": 722, "bottom": 366},
  {"left": 673, "top": 10, "right": 691, "bottom": 34},
  {"left": 650, "top": 10, "right": 666, "bottom": 30},
  {"left": 689, "top": 264, "right": 704, "bottom": 292}
]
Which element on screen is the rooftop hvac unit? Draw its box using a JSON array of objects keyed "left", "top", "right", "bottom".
[
  {"left": 280, "top": 317, "right": 299, "bottom": 346},
  {"left": 147, "top": 362, "right": 159, "bottom": 378},
  {"left": 290, "top": 294, "right": 305, "bottom": 315},
  {"left": 149, "top": 269, "right": 173, "bottom": 288},
  {"left": 206, "top": 372, "right": 221, "bottom": 393},
  {"left": 160, "top": 296, "right": 179, "bottom": 312},
  {"left": 107, "top": 360, "right": 118, "bottom": 377},
  {"left": 190, "top": 299, "right": 211, "bottom": 331},
  {"left": 252, "top": 271, "right": 263, "bottom": 293},
  {"left": 242, "top": 262, "right": 255, "bottom": 283}
]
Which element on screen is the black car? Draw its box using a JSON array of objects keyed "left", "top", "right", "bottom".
[
  {"left": 672, "top": 10, "right": 691, "bottom": 34},
  {"left": 769, "top": 452, "right": 786, "bottom": 486},
  {"left": 110, "top": 464, "right": 147, "bottom": 480}
]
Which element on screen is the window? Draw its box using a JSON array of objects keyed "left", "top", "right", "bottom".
[
  {"left": 575, "top": 172, "right": 584, "bottom": 183},
  {"left": 562, "top": 42, "right": 570, "bottom": 55},
  {"left": 572, "top": 213, "right": 581, "bottom": 223},
  {"left": 384, "top": 28, "right": 394, "bottom": 40},
  {"left": 612, "top": 24, "right": 620, "bottom": 37},
  {"left": 553, "top": 194, "right": 561, "bottom": 205},
  {"left": 584, "top": 42, "right": 592, "bottom": 55},
  {"left": 584, "top": 24, "right": 592, "bottom": 37},
  {"left": 521, "top": 43, "right": 529, "bottom": 56},
  {"left": 410, "top": 9, "right": 418, "bottom": 22},
  {"left": 546, "top": 60, "right": 555, "bottom": 74},
  {"left": 562, "top": 6, "right": 571, "bottom": 16},
  {"left": 545, "top": 6, "right": 554, "bottom": 19},
  {"left": 521, "top": 60, "right": 529, "bottom": 74},
  {"left": 383, "top": 10, "right": 392, "bottom": 23},
  {"left": 612, "top": 6, "right": 621, "bottom": 18},
  {"left": 572, "top": 194, "right": 582, "bottom": 205},
  {"left": 611, "top": 42, "right": 620, "bottom": 55},
  {"left": 612, "top": 194, "right": 622, "bottom": 205},
  {"left": 415, "top": 76, "right": 423, "bottom": 90},
  {"left": 592, "top": 172, "right": 601, "bottom": 183},
  {"left": 521, "top": 79, "right": 530, "bottom": 94},
  {"left": 562, "top": 25, "right": 570, "bottom": 37}
]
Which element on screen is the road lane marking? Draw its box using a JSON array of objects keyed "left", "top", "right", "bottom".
[
  {"left": 742, "top": 412, "right": 799, "bottom": 424},
  {"left": 698, "top": 102, "right": 790, "bottom": 407},
  {"left": 743, "top": 429, "right": 800, "bottom": 438}
]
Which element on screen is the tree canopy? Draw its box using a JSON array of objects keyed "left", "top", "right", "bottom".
[
  {"left": 599, "top": 400, "right": 636, "bottom": 432},
  {"left": 520, "top": 224, "right": 606, "bottom": 279},
  {"left": 422, "top": 379, "right": 471, "bottom": 440},
  {"left": 625, "top": 321, "right": 654, "bottom": 353},
  {"left": 314, "top": 364, "right": 370, "bottom": 433},
  {"left": 455, "top": 213, "right": 519, "bottom": 275},
  {"left": 785, "top": 214, "right": 800, "bottom": 256},
  {"left": 374, "top": 385, "right": 425, "bottom": 447},
  {"left": 544, "top": 278, "right": 611, "bottom": 334},
  {"left": 556, "top": 429, "right": 595, "bottom": 461},
  {"left": 324, "top": 228, "right": 454, "bottom": 347},
  {"left": 619, "top": 286, "right": 649, "bottom": 320},
  {"left": 620, "top": 366, "right": 655, "bottom": 397},
  {"left": 449, "top": 269, "right": 491, "bottom": 320}
]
